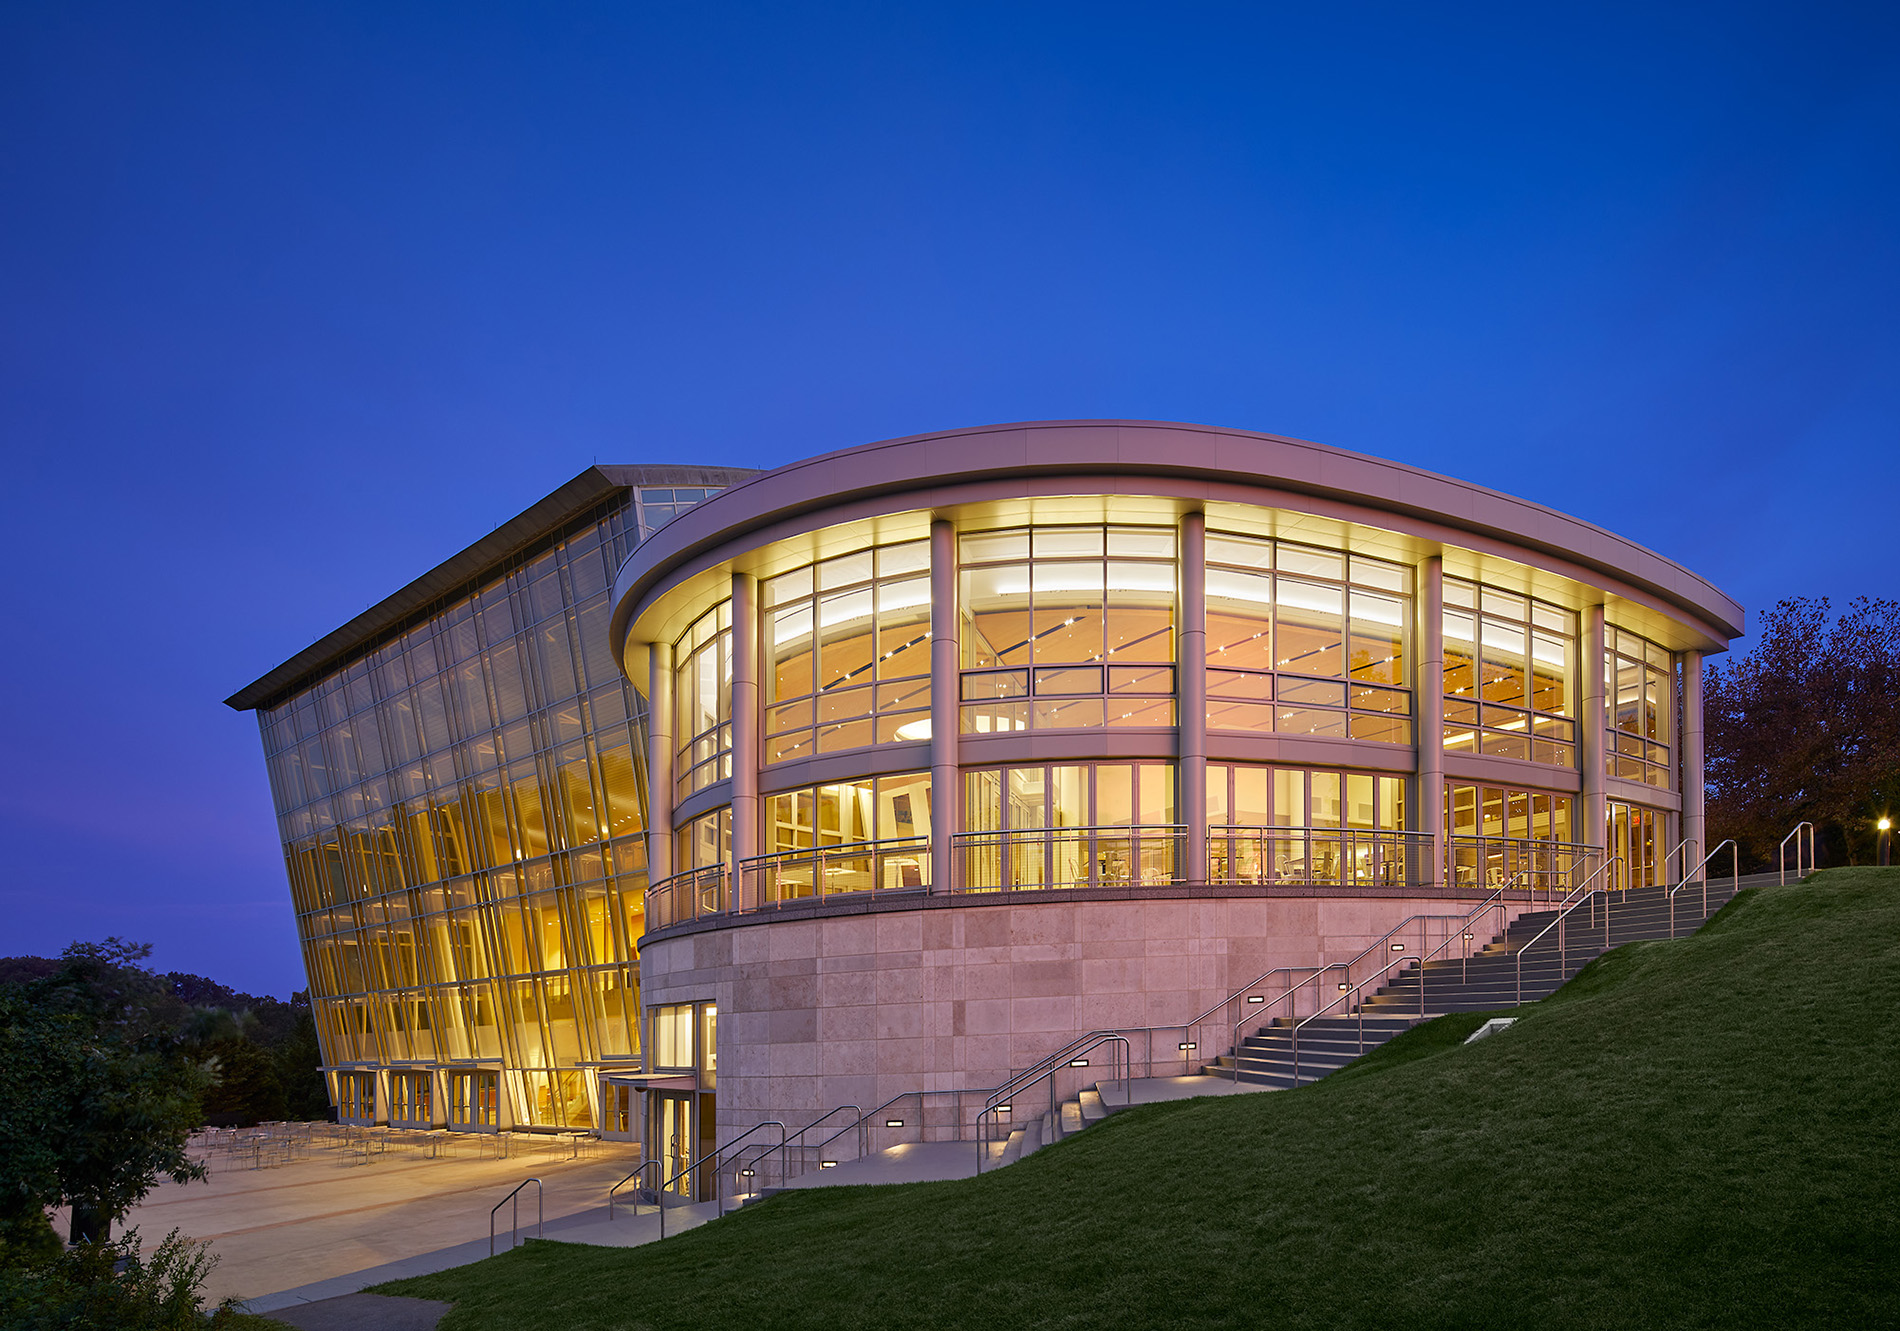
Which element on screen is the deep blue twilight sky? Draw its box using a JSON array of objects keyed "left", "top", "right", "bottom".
[{"left": 2, "top": 3, "right": 1896, "bottom": 995}]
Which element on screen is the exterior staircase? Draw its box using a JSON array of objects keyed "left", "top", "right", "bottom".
[
  {"left": 1205, "top": 872, "right": 1779, "bottom": 1089},
  {"left": 987, "top": 1086, "right": 1113, "bottom": 1168}
]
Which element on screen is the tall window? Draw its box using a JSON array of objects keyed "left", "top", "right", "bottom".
[
  {"left": 1444, "top": 781, "right": 1579, "bottom": 890},
  {"left": 962, "top": 761, "right": 1176, "bottom": 833},
  {"left": 960, "top": 762, "right": 1177, "bottom": 890},
  {"left": 1442, "top": 579, "right": 1575, "bottom": 766},
  {"left": 673, "top": 602, "right": 732, "bottom": 800},
  {"left": 1206, "top": 764, "right": 1406, "bottom": 830},
  {"left": 1606, "top": 628, "right": 1673, "bottom": 789},
  {"left": 765, "top": 540, "right": 932, "bottom": 762},
  {"left": 959, "top": 526, "right": 1176, "bottom": 733},
  {"left": 1204, "top": 534, "right": 1412, "bottom": 743},
  {"left": 765, "top": 772, "right": 932, "bottom": 855}
]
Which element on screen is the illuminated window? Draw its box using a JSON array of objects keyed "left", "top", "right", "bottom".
[
  {"left": 765, "top": 541, "right": 933, "bottom": 762},
  {"left": 1442, "top": 579, "right": 1575, "bottom": 766},
  {"left": 1205, "top": 534, "right": 1412, "bottom": 744},
  {"left": 959, "top": 526, "right": 1176, "bottom": 733},
  {"left": 1606, "top": 627, "right": 1674, "bottom": 789},
  {"left": 673, "top": 601, "right": 733, "bottom": 800}
]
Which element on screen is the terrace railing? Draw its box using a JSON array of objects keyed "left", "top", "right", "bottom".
[
  {"left": 1209, "top": 825, "right": 1432, "bottom": 889},
  {"left": 738, "top": 836, "right": 931, "bottom": 911},
  {"left": 948, "top": 824, "right": 1185, "bottom": 894},
  {"left": 1446, "top": 835, "right": 1597, "bottom": 900},
  {"left": 645, "top": 864, "right": 730, "bottom": 929}
]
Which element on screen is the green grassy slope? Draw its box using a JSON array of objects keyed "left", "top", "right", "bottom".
[{"left": 379, "top": 869, "right": 1900, "bottom": 1330}]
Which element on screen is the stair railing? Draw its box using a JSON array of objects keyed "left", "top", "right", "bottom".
[
  {"left": 654, "top": 1119, "right": 785, "bottom": 1237},
  {"left": 1232, "top": 887, "right": 1524, "bottom": 1083},
  {"left": 1512, "top": 857, "right": 1623, "bottom": 1005},
  {"left": 1780, "top": 822, "right": 1816, "bottom": 885},
  {"left": 1662, "top": 837, "right": 1701, "bottom": 889},
  {"left": 1669, "top": 840, "right": 1739, "bottom": 937},
  {"left": 1287, "top": 955, "right": 1420, "bottom": 1085},
  {"left": 732, "top": 1102, "right": 863, "bottom": 1191},
  {"left": 975, "top": 1033, "right": 1129, "bottom": 1174},
  {"left": 606, "top": 1159, "right": 659, "bottom": 1221},
  {"left": 489, "top": 1177, "right": 543, "bottom": 1256},
  {"left": 1408, "top": 876, "right": 1525, "bottom": 1013}
]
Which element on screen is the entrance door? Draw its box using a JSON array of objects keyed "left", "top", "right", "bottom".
[
  {"left": 652, "top": 1093, "right": 694, "bottom": 1196},
  {"left": 1606, "top": 802, "right": 1659, "bottom": 893}
]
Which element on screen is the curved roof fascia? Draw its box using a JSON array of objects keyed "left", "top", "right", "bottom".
[{"left": 609, "top": 421, "right": 1745, "bottom": 664}]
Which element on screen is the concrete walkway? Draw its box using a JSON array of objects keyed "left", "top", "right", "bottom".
[
  {"left": 118, "top": 1076, "right": 1273, "bottom": 1316},
  {"left": 104, "top": 1135, "right": 642, "bottom": 1312}
]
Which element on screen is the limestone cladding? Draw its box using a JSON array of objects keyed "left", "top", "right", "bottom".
[{"left": 638, "top": 895, "right": 1536, "bottom": 1141}]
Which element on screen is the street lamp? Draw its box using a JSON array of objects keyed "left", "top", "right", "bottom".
[{"left": 1880, "top": 817, "right": 1892, "bottom": 868}]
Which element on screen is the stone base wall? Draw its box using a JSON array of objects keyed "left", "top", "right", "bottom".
[{"left": 637, "top": 894, "right": 1535, "bottom": 1145}]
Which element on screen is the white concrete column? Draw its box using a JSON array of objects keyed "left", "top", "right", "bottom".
[
  {"left": 1582, "top": 604, "right": 1608, "bottom": 864},
  {"left": 729, "top": 572, "right": 760, "bottom": 867},
  {"left": 1179, "top": 512, "right": 1208, "bottom": 885},
  {"left": 646, "top": 641, "right": 675, "bottom": 885},
  {"left": 929, "top": 519, "right": 960, "bottom": 893},
  {"left": 1681, "top": 649, "right": 1706, "bottom": 874},
  {"left": 1416, "top": 557, "right": 1445, "bottom": 888}
]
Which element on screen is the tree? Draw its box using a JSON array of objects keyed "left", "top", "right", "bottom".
[
  {"left": 1705, "top": 596, "right": 1900, "bottom": 870},
  {"left": 1, "top": 940, "right": 211, "bottom": 1247}
]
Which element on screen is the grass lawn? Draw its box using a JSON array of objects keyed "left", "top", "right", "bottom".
[{"left": 378, "top": 868, "right": 1900, "bottom": 1329}]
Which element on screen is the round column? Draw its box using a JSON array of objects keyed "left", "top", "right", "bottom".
[
  {"left": 1581, "top": 604, "right": 1609, "bottom": 876},
  {"left": 929, "top": 519, "right": 959, "bottom": 893},
  {"left": 1680, "top": 650, "right": 1706, "bottom": 874},
  {"left": 1416, "top": 556, "right": 1445, "bottom": 888},
  {"left": 1178, "top": 512, "right": 1208, "bottom": 885},
  {"left": 729, "top": 571, "right": 760, "bottom": 874},
  {"left": 646, "top": 640, "right": 675, "bottom": 884}
]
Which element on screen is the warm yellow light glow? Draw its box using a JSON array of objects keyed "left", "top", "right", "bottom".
[{"left": 1881, "top": 818, "right": 1893, "bottom": 831}]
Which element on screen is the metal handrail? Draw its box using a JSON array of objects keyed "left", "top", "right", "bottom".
[
  {"left": 1407, "top": 877, "right": 1522, "bottom": 1010},
  {"left": 739, "top": 837, "right": 931, "bottom": 910},
  {"left": 1228, "top": 885, "right": 1522, "bottom": 1082},
  {"left": 645, "top": 863, "right": 730, "bottom": 929},
  {"left": 975, "top": 1032, "right": 1129, "bottom": 1173},
  {"left": 606, "top": 1159, "right": 659, "bottom": 1221},
  {"left": 655, "top": 1119, "right": 785, "bottom": 1236},
  {"left": 798, "top": 1091, "right": 924, "bottom": 1171},
  {"left": 949, "top": 824, "right": 1187, "bottom": 893},
  {"left": 1511, "top": 857, "right": 1624, "bottom": 1004},
  {"left": 1780, "top": 822, "right": 1816, "bottom": 885},
  {"left": 489, "top": 1177, "right": 542, "bottom": 1256},
  {"left": 1207, "top": 825, "right": 1434, "bottom": 889},
  {"left": 736, "top": 1103, "right": 864, "bottom": 1190},
  {"left": 1444, "top": 836, "right": 1599, "bottom": 901},
  {"left": 1662, "top": 837, "right": 1701, "bottom": 888},
  {"left": 1669, "top": 840, "right": 1739, "bottom": 937},
  {"left": 1288, "top": 955, "right": 1420, "bottom": 1084}
]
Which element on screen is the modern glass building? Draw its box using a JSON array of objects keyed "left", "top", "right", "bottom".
[
  {"left": 226, "top": 466, "right": 755, "bottom": 1133},
  {"left": 232, "top": 422, "right": 1741, "bottom": 1164}
]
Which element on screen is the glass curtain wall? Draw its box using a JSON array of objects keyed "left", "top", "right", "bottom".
[
  {"left": 764, "top": 540, "right": 933, "bottom": 762},
  {"left": 258, "top": 488, "right": 712, "bottom": 1128},
  {"left": 1606, "top": 627, "right": 1674, "bottom": 789},
  {"left": 959, "top": 526, "right": 1176, "bottom": 733},
  {"left": 1204, "top": 534, "right": 1412, "bottom": 742},
  {"left": 1442, "top": 579, "right": 1576, "bottom": 766}
]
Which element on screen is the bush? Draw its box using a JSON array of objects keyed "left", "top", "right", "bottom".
[{"left": 0, "top": 1227, "right": 244, "bottom": 1330}]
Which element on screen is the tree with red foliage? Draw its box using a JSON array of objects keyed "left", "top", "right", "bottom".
[{"left": 1705, "top": 596, "right": 1900, "bottom": 870}]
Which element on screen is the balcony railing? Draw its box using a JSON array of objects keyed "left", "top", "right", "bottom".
[
  {"left": 1445, "top": 835, "right": 1596, "bottom": 898},
  {"left": 739, "top": 837, "right": 932, "bottom": 910},
  {"left": 1209, "top": 826, "right": 1433, "bottom": 889},
  {"left": 645, "top": 864, "right": 730, "bottom": 930},
  {"left": 948, "top": 825, "right": 1186, "bottom": 894}
]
